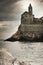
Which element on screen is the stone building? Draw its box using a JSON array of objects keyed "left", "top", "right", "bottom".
[
  {"left": 20, "top": 4, "right": 34, "bottom": 35},
  {"left": 21, "top": 4, "right": 34, "bottom": 24},
  {"left": 20, "top": 4, "right": 43, "bottom": 37}
]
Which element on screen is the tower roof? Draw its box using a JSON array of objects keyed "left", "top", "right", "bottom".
[
  {"left": 29, "top": 3, "right": 32, "bottom": 8},
  {"left": 28, "top": 3, "right": 32, "bottom": 15}
]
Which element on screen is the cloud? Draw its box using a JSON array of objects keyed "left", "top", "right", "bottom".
[
  {"left": 0, "top": 0, "right": 23, "bottom": 21},
  {"left": 0, "top": 0, "right": 22, "bottom": 5},
  {"left": 0, "top": 0, "right": 43, "bottom": 21},
  {"left": 34, "top": 0, "right": 43, "bottom": 3},
  {"left": 40, "top": 0, "right": 43, "bottom": 2},
  {"left": 0, "top": 21, "right": 10, "bottom": 27}
]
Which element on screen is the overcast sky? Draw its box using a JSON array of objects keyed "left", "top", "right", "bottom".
[{"left": 0, "top": 0, "right": 43, "bottom": 21}]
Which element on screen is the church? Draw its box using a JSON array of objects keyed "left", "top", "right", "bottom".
[
  {"left": 20, "top": 4, "right": 34, "bottom": 35},
  {"left": 19, "top": 4, "right": 43, "bottom": 37},
  {"left": 21, "top": 4, "right": 34, "bottom": 24}
]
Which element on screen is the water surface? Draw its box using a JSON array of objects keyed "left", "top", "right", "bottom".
[{"left": 0, "top": 41, "right": 43, "bottom": 65}]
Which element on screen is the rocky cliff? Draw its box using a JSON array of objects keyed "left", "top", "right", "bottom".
[{"left": 5, "top": 24, "right": 43, "bottom": 42}]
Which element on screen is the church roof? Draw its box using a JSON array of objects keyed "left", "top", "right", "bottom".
[{"left": 22, "top": 11, "right": 29, "bottom": 16}]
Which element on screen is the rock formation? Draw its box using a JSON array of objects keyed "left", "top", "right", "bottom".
[
  {"left": 0, "top": 48, "right": 15, "bottom": 65},
  {"left": 5, "top": 4, "right": 43, "bottom": 42}
]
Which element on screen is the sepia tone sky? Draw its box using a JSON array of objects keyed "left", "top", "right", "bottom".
[
  {"left": 0, "top": 0, "right": 43, "bottom": 21},
  {"left": 0, "top": 0, "right": 43, "bottom": 39}
]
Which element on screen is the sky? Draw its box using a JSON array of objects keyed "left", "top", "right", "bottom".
[
  {"left": 0, "top": 0, "right": 43, "bottom": 39},
  {"left": 0, "top": 0, "right": 43, "bottom": 21}
]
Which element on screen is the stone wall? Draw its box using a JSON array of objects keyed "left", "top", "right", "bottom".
[
  {"left": 21, "top": 12, "right": 34, "bottom": 25},
  {"left": 20, "top": 24, "right": 43, "bottom": 34}
]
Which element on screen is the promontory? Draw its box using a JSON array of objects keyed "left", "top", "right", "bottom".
[{"left": 5, "top": 4, "right": 43, "bottom": 42}]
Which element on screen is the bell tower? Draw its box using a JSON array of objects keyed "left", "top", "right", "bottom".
[{"left": 28, "top": 4, "right": 32, "bottom": 15}]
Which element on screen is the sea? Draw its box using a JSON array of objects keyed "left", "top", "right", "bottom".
[
  {"left": 0, "top": 41, "right": 43, "bottom": 65},
  {"left": 0, "top": 21, "right": 43, "bottom": 65}
]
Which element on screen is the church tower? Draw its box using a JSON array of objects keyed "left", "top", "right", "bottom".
[
  {"left": 20, "top": 3, "right": 34, "bottom": 34},
  {"left": 28, "top": 4, "right": 32, "bottom": 15}
]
